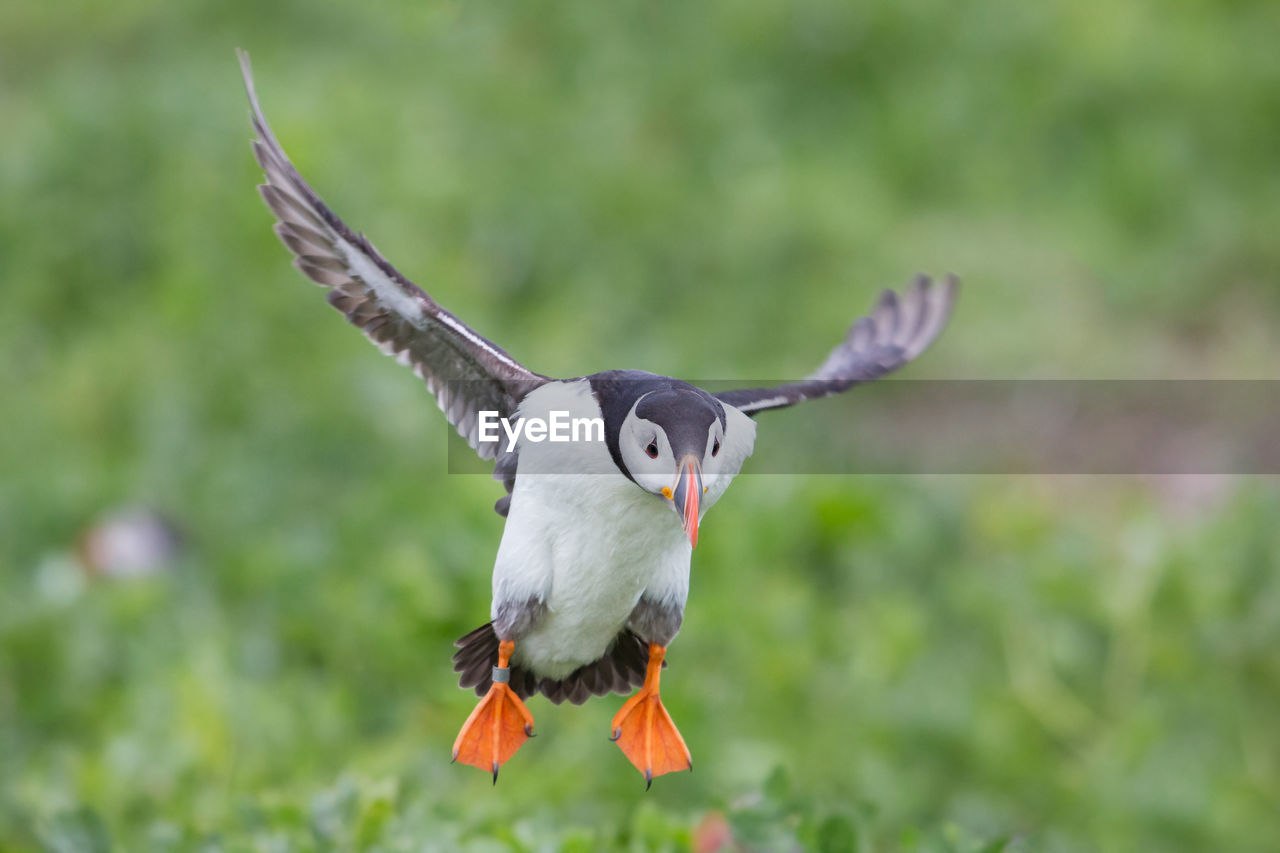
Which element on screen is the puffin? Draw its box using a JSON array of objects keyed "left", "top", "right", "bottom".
[{"left": 237, "top": 51, "right": 958, "bottom": 786}]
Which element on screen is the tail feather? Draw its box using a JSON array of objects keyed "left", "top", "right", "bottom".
[{"left": 452, "top": 622, "right": 657, "bottom": 704}]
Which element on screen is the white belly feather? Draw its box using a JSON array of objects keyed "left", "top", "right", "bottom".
[{"left": 496, "top": 473, "right": 690, "bottom": 678}]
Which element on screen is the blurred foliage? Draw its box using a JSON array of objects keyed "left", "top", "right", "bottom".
[{"left": 2, "top": 0, "right": 1279, "bottom": 850}]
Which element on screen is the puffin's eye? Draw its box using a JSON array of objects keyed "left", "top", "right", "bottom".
[
  {"left": 712, "top": 438, "right": 721, "bottom": 457},
  {"left": 645, "top": 441, "right": 659, "bottom": 459}
]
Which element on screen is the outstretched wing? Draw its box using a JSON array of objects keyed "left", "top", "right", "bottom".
[
  {"left": 715, "top": 274, "right": 958, "bottom": 415},
  {"left": 237, "top": 50, "right": 547, "bottom": 458}
]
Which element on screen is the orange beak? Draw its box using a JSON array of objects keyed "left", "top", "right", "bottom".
[{"left": 670, "top": 455, "right": 703, "bottom": 548}]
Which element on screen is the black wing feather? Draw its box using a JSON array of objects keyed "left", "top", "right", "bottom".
[
  {"left": 237, "top": 50, "right": 547, "bottom": 458},
  {"left": 716, "top": 274, "right": 958, "bottom": 414}
]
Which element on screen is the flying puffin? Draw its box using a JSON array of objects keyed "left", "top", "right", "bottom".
[{"left": 237, "top": 51, "right": 958, "bottom": 786}]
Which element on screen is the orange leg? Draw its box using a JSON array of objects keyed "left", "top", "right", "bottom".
[
  {"left": 610, "top": 643, "right": 692, "bottom": 788},
  {"left": 452, "top": 640, "right": 535, "bottom": 783}
]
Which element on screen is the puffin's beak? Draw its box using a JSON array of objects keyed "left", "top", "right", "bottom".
[{"left": 670, "top": 455, "right": 703, "bottom": 548}]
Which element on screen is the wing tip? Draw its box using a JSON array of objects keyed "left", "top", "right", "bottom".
[
  {"left": 931, "top": 271, "right": 961, "bottom": 325},
  {"left": 236, "top": 49, "right": 296, "bottom": 183},
  {"left": 841, "top": 271, "right": 961, "bottom": 360},
  {"left": 937, "top": 271, "right": 960, "bottom": 304},
  {"left": 903, "top": 271, "right": 960, "bottom": 358},
  {"left": 235, "top": 48, "right": 259, "bottom": 116}
]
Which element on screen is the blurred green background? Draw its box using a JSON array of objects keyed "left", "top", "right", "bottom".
[{"left": 3, "top": 0, "right": 1279, "bottom": 850}]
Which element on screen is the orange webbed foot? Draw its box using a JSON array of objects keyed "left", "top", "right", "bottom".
[
  {"left": 610, "top": 644, "right": 692, "bottom": 788},
  {"left": 452, "top": 642, "right": 534, "bottom": 782}
]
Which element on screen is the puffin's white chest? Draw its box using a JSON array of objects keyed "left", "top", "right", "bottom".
[{"left": 493, "top": 472, "right": 691, "bottom": 679}]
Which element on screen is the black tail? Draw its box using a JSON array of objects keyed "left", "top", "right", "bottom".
[{"left": 452, "top": 623, "right": 656, "bottom": 705}]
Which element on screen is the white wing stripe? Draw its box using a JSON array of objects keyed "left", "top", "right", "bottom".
[
  {"left": 339, "top": 237, "right": 428, "bottom": 328},
  {"left": 431, "top": 309, "right": 528, "bottom": 374}
]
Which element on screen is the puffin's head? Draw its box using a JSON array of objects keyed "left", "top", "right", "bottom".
[{"left": 618, "top": 386, "right": 743, "bottom": 547}]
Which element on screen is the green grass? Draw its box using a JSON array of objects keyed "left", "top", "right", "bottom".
[{"left": 3, "top": 0, "right": 1279, "bottom": 850}]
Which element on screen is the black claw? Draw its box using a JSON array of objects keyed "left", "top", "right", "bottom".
[
  {"left": 644, "top": 769, "right": 653, "bottom": 792},
  {"left": 492, "top": 763, "right": 499, "bottom": 785},
  {"left": 610, "top": 727, "right": 622, "bottom": 742},
  {"left": 524, "top": 724, "right": 535, "bottom": 737},
  {"left": 450, "top": 752, "right": 458, "bottom": 765}
]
